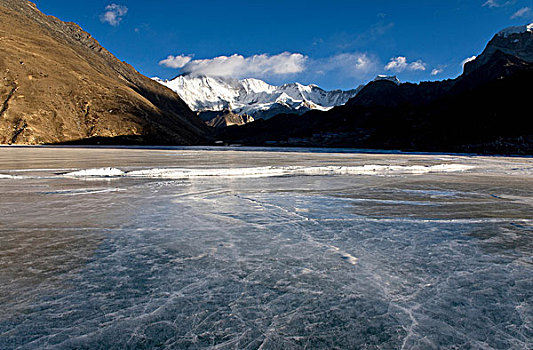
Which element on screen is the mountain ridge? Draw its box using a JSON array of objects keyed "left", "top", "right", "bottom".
[{"left": 155, "top": 74, "right": 362, "bottom": 120}]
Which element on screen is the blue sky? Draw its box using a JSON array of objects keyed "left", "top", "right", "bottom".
[{"left": 33, "top": 0, "right": 533, "bottom": 90}]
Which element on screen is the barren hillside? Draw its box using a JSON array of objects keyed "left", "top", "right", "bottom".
[{"left": 0, "top": 0, "right": 210, "bottom": 144}]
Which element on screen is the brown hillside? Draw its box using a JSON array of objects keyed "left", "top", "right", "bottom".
[{"left": 0, "top": 0, "right": 210, "bottom": 145}]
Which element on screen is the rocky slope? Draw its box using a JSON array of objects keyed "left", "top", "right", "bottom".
[
  {"left": 199, "top": 110, "right": 254, "bottom": 128},
  {"left": 465, "top": 23, "right": 533, "bottom": 74},
  {"left": 155, "top": 75, "right": 361, "bottom": 120},
  {"left": 220, "top": 24, "right": 533, "bottom": 155},
  {"left": 0, "top": 0, "right": 209, "bottom": 145}
]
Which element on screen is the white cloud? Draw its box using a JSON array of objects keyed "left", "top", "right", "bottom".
[
  {"left": 159, "top": 55, "right": 193, "bottom": 69},
  {"left": 100, "top": 4, "right": 128, "bottom": 27},
  {"left": 461, "top": 55, "right": 477, "bottom": 67},
  {"left": 384, "top": 56, "right": 427, "bottom": 72},
  {"left": 511, "top": 7, "right": 532, "bottom": 19},
  {"left": 409, "top": 60, "right": 427, "bottom": 71},
  {"left": 317, "top": 53, "right": 378, "bottom": 77},
  {"left": 159, "top": 51, "right": 380, "bottom": 84},
  {"left": 178, "top": 52, "right": 307, "bottom": 78},
  {"left": 431, "top": 68, "right": 443, "bottom": 76},
  {"left": 384, "top": 57, "right": 407, "bottom": 71},
  {"left": 483, "top": 0, "right": 500, "bottom": 8},
  {"left": 482, "top": 0, "right": 513, "bottom": 8}
]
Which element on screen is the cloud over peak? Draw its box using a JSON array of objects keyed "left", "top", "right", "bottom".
[
  {"left": 100, "top": 4, "right": 128, "bottom": 27},
  {"left": 317, "top": 53, "right": 377, "bottom": 77},
  {"left": 384, "top": 56, "right": 427, "bottom": 73},
  {"left": 159, "top": 55, "right": 193, "bottom": 69},
  {"left": 161, "top": 52, "right": 307, "bottom": 79},
  {"left": 159, "top": 51, "right": 380, "bottom": 83}
]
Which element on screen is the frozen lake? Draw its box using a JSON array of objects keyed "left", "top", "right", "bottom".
[{"left": 0, "top": 146, "right": 532, "bottom": 349}]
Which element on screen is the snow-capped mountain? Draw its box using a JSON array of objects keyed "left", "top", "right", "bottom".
[
  {"left": 373, "top": 75, "right": 401, "bottom": 85},
  {"left": 154, "top": 75, "right": 362, "bottom": 120}
]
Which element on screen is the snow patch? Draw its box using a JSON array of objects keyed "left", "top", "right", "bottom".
[
  {"left": 65, "top": 168, "right": 125, "bottom": 177},
  {"left": 62, "top": 164, "right": 474, "bottom": 179},
  {"left": 0, "top": 174, "right": 20, "bottom": 179}
]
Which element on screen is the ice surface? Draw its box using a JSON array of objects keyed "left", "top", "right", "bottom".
[
  {"left": 0, "top": 147, "right": 532, "bottom": 349},
  {"left": 41, "top": 188, "right": 126, "bottom": 196}
]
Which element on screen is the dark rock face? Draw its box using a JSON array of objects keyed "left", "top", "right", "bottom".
[
  {"left": 0, "top": 0, "right": 210, "bottom": 145},
  {"left": 220, "top": 28, "right": 533, "bottom": 155},
  {"left": 464, "top": 26, "right": 533, "bottom": 75}
]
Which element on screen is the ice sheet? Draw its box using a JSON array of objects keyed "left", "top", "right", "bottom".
[{"left": 0, "top": 147, "right": 531, "bottom": 349}]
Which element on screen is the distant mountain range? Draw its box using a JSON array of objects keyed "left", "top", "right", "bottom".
[
  {"left": 220, "top": 23, "right": 533, "bottom": 155},
  {"left": 0, "top": 0, "right": 208, "bottom": 145},
  {"left": 154, "top": 75, "right": 362, "bottom": 121}
]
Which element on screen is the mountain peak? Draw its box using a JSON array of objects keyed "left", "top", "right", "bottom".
[
  {"left": 464, "top": 23, "right": 533, "bottom": 75},
  {"left": 373, "top": 75, "right": 401, "bottom": 85},
  {"left": 497, "top": 23, "right": 533, "bottom": 38}
]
